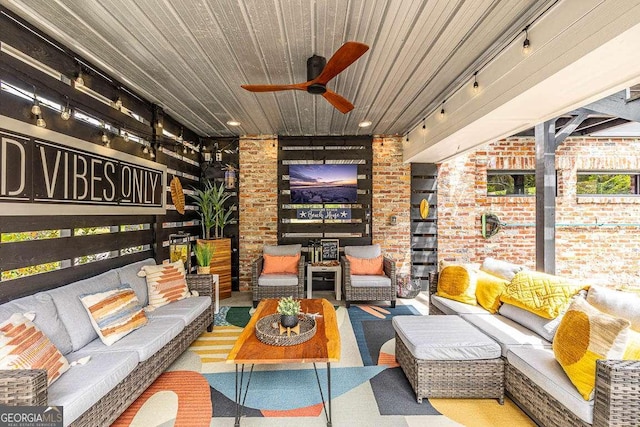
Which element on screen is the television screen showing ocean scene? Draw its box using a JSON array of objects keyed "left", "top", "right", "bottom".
[{"left": 289, "top": 164, "right": 358, "bottom": 203}]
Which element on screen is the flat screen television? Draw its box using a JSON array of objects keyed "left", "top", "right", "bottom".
[{"left": 289, "top": 164, "right": 358, "bottom": 203}]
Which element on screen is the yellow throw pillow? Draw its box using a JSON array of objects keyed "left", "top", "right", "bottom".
[
  {"left": 475, "top": 271, "right": 508, "bottom": 313},
  {"left": 501, "top": 270, "right": 588, "bottom": 319},
  {"left": 553, "top": 298, "right": 630, "bottom": 400},
  {"left": 436, "top": 265, "right": 477, "bottom": 305},
  {"left": 624, "top": 330, "right": 640, "bottom": 360}
]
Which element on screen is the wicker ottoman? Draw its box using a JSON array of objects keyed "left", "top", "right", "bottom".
[{"left": 393, "top": 315, "right": 504, "bottom": 404}]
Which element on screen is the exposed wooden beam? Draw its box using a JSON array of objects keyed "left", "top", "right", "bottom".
[
  {"left": 583, "top": 90, "right": 640, "bottom": 123},
  {"left": 535, "top": 119, "right": 557, "bottom": 274}
]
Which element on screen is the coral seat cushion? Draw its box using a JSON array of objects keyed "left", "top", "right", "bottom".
[
  {"left": 262, "top": 254, "right": 300, "bottom": 274},
  {"left": 347, "top": 255, "right": 384, "bottom": 275}
]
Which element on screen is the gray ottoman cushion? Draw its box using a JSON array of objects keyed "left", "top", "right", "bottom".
[{"left": 393, "top": 315, "right": 501, "bottom": 360}]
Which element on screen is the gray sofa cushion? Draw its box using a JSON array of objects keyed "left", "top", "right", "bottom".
[
  {"left": 48, "top": 350, "right": 139, "bottom": 426},
  {"left": 48, "top": 269, "right": 121, "bottom": 352},
  {"left": 0, "top": 292, "right": 73, "bottom": 355},
  {"left": 263, "top": 244, "right": 301, "bottom": 256},
  {"left": 507, "top": 347, "right": 593, "bottom": 424},
  {"left": 258, "top": 273, "right": 298, "bottom": 287},
  {"left": 80, "top": 316, "right": 184, "bottom": 362},
  {"left": 351, "top": 274, "right": 391, "bottom": 287},
  {"left": 499, "top": 303, "right": 562, "bottom": 342},
  {"left": 344, "top": 244, "right": 381, "bottom": 259},
  {"left": 147, "top": 296, "right": 210, "bottom": 325},
  {"left": 393, "top": 315, "right": 501, "bottom": 360},
  {"left": 460, "top": 313, "right": 552, "bottom": 357},
  {"left": 115, "top": 258, "right": 156, "bottom": 306},
  {"left": 480, "top": 257, "right": 525, "bottom": 281},
  {"left": 431, "top": 294, "right": 491, "bottom": 315}
]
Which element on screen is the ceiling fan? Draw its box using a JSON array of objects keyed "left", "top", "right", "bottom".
[{"left": 241, "top": 41, "right": 369, "bottom": 114}]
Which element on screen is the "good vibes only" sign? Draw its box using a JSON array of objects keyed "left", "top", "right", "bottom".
[{"left": 0, "top": 116, "right": 166, "bottom": 215}]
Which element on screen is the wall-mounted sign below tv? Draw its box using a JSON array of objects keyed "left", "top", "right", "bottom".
[{"left": 289, "top": 164, "right": 358, "bottom": 203}]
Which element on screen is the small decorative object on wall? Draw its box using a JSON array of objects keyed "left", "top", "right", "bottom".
[
  {"left": 419, "top": 199, "right": 429, "bottom": 219},
  {"left": 169, "top": 233, "right": 191, "bottom": 271},
  {"left": 481, "top": 213, "right": 503, "bottom": 239},
  {"left": 320, "top": 239, "right": 339, "bottom": 262},
  {"left": 289, "top": 164, "right": 358, "bottom": 203},
  {"left": 170, "top": 176, "right": 185, "bottom": 214}
]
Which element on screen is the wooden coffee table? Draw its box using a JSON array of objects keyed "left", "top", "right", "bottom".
[{"left": 227, "top": 298, "right": 340, "bottom": 426}]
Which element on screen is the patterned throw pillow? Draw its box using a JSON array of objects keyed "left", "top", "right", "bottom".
[
  {"left": 79, "top": 286, "right": 148, "bottom": 346},
  {"left": 262, "top": 254, "right": 300, "bottom": 274},
  {"left": 475, "top": 270, "right": 508, "bottom": 313},
  {"left": 139, "top": 260, "right": 190, "bottom": 309},
  {"left": 0, "top": 312, "right": 70, "bottom": 385},
  {"left": 553, "top": 298, "right": 630, "bottom": 400},
  {"left": 346, "top": 255, "right": 384, "bottom": 276},
  {"left": 436, "top": 265, "right": 478, "bottom": 305},
  {"left": 501, "top": 270, "right": 588, "bottom": 319}
]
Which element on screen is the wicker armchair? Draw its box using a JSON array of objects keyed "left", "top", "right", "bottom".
[
  {"left": 341, "top": 244, "right": 396, "bottom": 308},
  {"left": 251, "top": 244, "right": 305, "bottom": 308}
]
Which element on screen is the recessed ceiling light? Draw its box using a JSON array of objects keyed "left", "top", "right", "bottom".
[
  {"left": 227, "top": 120, "right": 241, "bottom": 127},
  {"left": 358, "top": 120, "right": 372, "bottom": 128}
]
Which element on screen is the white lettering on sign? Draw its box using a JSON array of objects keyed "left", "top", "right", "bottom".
[{"left": 1, "top": 136, "right": 26, "bottom": 196}]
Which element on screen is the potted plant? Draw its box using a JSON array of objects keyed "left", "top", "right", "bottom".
[
  {"left": 194, "top": 242, "right": 214, "bottom": 274},
  {"left": 277, "top": 296, "right": 301, "bottom": 328}
]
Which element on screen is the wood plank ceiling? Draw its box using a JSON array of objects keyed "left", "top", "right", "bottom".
[{"left": 1, "top": 0, "right": 556, "bottom": 137}]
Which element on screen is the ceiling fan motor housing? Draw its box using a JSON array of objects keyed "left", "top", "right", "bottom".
[{"left": 307, "top": 54, "right": 327, "bottom": 94}]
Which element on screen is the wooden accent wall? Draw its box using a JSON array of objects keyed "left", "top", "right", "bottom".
[
  {"left": 277, "top": 136, "right": 373, "bottom": 250},
  {"left": 0, "top": 9, "right": 202, "bottom": 302}
]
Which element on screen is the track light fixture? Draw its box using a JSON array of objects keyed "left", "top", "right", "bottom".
[
  {"left": 473, "top": 71, "right": 479, "bottom": 93},
  {"left": 60, "top": 98, "right": 71, "bottom": 120},
  {"left": 143, "top": 142, "right": 149, "bottom": 154},
  {"left": 122, "top": 131, "right": 129, "bottom": 142},
  {"left": 74, "top": 68, "right": 85, "bottom": 88},
  {"left": 183, "top": 145, "right": 188, "bottom": 154},
  {"left": 36, "top": 116, "right": 46, "bottom": 128},
  {"left": 150, "top": 148, "right": 156, "bottom": 159},
  {"left": 31, "top": 88, "right": 41, "bottom": 116},
  {"left": 522, "top": 26, "right": 531, "bottom": 55}
]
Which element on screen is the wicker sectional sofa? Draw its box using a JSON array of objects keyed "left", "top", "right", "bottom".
[
  {"left": 0, "top": 258, "right": 214, "bottom": 427},
  {"left": 427, "top": 271, "right": 640, "bottom": 427}
]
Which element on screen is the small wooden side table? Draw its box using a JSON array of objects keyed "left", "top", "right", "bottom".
[{"left": 306, "top": 263, "right": 342, "bottom": 300}]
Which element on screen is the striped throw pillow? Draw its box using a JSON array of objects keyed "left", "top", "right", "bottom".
[
  {"left": 139, "top": 260, "right": 190, "bottom": 309},
  {"left": 79, "top": 286, "right": 148, "bottom": 346},
  {"left": 0, "top": 312, "right": 70, "bottom": 385}
]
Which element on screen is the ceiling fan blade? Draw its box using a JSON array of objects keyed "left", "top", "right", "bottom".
[
  {"left": 314, "top": 41, "right": 369, "bottom": 85},
  {"left": 241, "top": 82, "right": 308, "bottom": 92},
  {"left": 322, "top": 89, "right": 354, "bottom": 114}
]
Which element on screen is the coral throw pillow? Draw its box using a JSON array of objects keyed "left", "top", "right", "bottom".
[
  {"left": 79, "top": 286, "right": 148, "bottom": 346},
  {"left": 436, "top": 265, "right": 478, "bottom": 305},
  {"left": 262, "top": 254, "right": 300, "bottom": 275},
  {"left": 346, "top": 255, "right": 384, "bottom": 276},
  {"left": 139, "top": 260, "right": 190, "bottom": 309},
  {"left": 475, "top": 271, "right": 508, "bottom": 313},
  {"left": 553, "top": 298, "right": 630, "bottom": 400},
  {"left": 0, "top": 312, "right": 70, "bottom": 385}
]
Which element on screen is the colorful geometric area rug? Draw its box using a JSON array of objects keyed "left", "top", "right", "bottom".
[{"left": 113, "top": 304, "right": 534, "bottom": 427}]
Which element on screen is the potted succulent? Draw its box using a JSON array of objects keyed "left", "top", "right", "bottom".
[
  {"left": 277, "top": 296, "right": 301, "bottom": 328},
  {"left": 194, "top": 242, "right": 214, "bottom": 274}
]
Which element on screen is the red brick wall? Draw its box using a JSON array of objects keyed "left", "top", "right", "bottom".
[
  {"left": 238, "top": 136, "right": 279, "bottom": 291},
  {"left": 438, "top": 137, "right": 640, "bottom": 289},
  {"left": 238, "top": 135, "right": 412, "bottom": 291}
]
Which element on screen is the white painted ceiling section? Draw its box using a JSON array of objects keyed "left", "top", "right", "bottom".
[{"left": 404, "top": 0, "right": 640, "bottom": 163}]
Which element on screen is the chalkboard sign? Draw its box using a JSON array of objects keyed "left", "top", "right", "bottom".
[{"left": 321, "top": 239, "right": 339, "bottom": 261}]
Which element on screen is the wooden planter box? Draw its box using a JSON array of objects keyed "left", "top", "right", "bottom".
[{"left": 199, "top": 238, "right": 232, "bottom": 299}]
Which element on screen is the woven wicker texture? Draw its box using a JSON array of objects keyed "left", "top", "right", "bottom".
[
  {"left": 170, "top": 176, "right": 185, "bottom": 214},
  {"left": 0, "top": 370, "right": 47, "bottom": 406},
  {"left": 251, "top": 256, "right": 305, "bottom": 307},
  {"left": 341, "top": 255, "right": 397, "bottom": 308},
  {"left": 255, "top": 314, "right": 316, "bottom": 346},
  {"left": 395, "top": 332, "right": 504, "bottom": 404}
]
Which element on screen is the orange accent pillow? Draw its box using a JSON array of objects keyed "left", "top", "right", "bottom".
[
  {"left": 347, "top": 255, "right": 384, "bottom": 275},
  {"left": 262, "top": 254, "right": 300, "bottom": 274}
]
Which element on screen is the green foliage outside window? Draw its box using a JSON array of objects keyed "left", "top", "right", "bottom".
[
  {"left": 487, "top": 173, "right": 536, "bottom": 196},
  {"left": 576, "top": 174, "right": 637, "bottom": 195}
]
